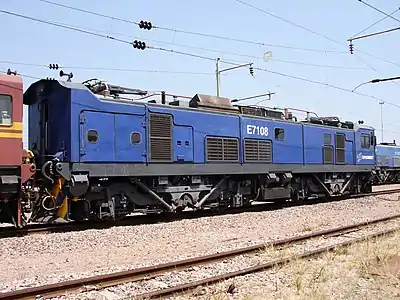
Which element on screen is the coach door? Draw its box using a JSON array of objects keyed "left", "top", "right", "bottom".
[{"left": 80, "top": 111, "right": 115, "bottom": 162}]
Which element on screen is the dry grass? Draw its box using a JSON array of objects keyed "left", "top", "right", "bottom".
[
  {"left": 273, "top": 230, "right": 400, "bottom": 300},
  {"left": 188, "top": 230, "right": 400, "bottom": 300}
]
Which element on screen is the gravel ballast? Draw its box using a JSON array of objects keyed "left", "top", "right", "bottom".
[{"left": 1, "top": 190, "right": 400, "bottom": 294}]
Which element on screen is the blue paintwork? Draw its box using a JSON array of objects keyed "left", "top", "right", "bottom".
[
  {"left": 26, "top": 83, "right": 72, "bottom": 160},
  {"left": 23, "top": 80, "right": 377, "bottom": 171},
  {"left": 303, "top": 126, "right": 356, "bottom": 165},
  {"left": 354, "top": 129, "right": 376, "bottom": 165},
  {"left": 147, "top": 106, "right": 240, "bottom": 163},
  {"left": 376, "top": 144, "right": 400, "bottom": 168},
  {"left": 173, "top": 125, "right": 193, "bottom": 163},
  {"left": 240, "top": 117, "right": 303, "bottom": 164},
  {"left": 114, "top": 113, "right": 146, "bottom": 163},
  {"left": 81, "top": 111, "right": 115, "bottom": 162}
]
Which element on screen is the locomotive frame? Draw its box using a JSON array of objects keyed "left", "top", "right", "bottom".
[{"left": 0, "top": 74, "right": 382, "bottom": 226}]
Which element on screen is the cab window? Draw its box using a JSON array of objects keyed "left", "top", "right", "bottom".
[
  {"left": 361, "top": 133, "right": 371, "bottom": 149},
  {"left": 0, "top": 94, "right": 12, "bottom": 126}
]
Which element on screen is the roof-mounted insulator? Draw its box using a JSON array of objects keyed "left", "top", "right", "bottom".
[{"left": 6, "top": 69, "right": 17, "bottom": 76}]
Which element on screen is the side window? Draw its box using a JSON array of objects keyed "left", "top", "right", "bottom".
[
  {"left": 87, "top": 130, "right": 98, "bottom": 144},
  {"left": 0, "top": 94, "right": 12, "bottom": 126},
  {"left": 274, "top": 128, "right": 285, "bottom": 141},
  {"left": 130, "top": 132, "right": 141, "bottom": 145},
  {"left": 324, "top": 133, "right": 331, "bottom": 145},
  {"left": 361, "top": 133, "right": 370, "bottom": 149}
]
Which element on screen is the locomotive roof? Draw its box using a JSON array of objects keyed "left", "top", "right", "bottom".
[{"left": 23, "top": 78, "right": 375, "bottom": 132}]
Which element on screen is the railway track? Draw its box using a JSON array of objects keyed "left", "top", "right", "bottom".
[
  {"left": 1, "top": 188, "right": 399, "bottom": 239},
  {"left": 1, "top": 211, "right": 400, "bottom": 299}
]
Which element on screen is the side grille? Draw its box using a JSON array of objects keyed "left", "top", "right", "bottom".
[
  {"left": 377, "top": 155, "right": 389, "bottom": 165},
  {"left": 323, "top": 146, "right": 334, "bottom": 164},
  {"left": 206, "top": 137, "right": 239, "bottom": 162},
  {"left": 393, "top": 157, "right": 400, "bottom": 167},
  {"left": 335, "top": 134, "right": 346, "bottom": 164},
  {"left": 244, "top": 139, "right": 272, "bottom": 162},
  {"left": 149, "top": 113, "right": 173, "bottom": 161}
]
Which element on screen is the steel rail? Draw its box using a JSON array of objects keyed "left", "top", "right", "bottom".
[
  {"left": 138, "top": 227, "right": 400, "bottom": 299},
  {"left": 1, "top": 212, "right": 400, "bottom": 300},
  {"left": 1, "top": 188, "right": 399, "bottom": 239}
]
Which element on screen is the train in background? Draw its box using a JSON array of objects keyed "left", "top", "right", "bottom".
[
  {"left": 0, "top": 73, "right": 36, "bottom": 226},
  {"left": 0, "top": 71, "right": 386, "bottom": 227},
  {"left": 374, "top": 142, "right": 400, "bottom": 184}
]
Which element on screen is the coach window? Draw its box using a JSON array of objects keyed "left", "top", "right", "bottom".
[
  {"left": 0, "top": 94, "right": 12, "bottom": 126},
  {"left": 361, "top": 133, "right": 371, "bottom": 149},
  {"left": 87, "top": 130, "right": 98, "bottom": 144},
  {"left": 130, "top": 132, "right": 141, "bottom": 145},
  {"left": 274, "top": 128, "right": 285, "bottom": 141}
]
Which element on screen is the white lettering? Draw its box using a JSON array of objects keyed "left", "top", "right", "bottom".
[
  {"left": 247, "top": 125, "right": 253, "bottom": 135},
  {"left": 361, "top": 155, "right": 374, "bottom": 160},
  {"left": 246, "top": 125, "right": 269, "bottom": 137}
]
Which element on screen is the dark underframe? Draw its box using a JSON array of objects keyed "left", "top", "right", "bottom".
[{"left": 67, "top": 163, "right": 375, "bottom": 178}]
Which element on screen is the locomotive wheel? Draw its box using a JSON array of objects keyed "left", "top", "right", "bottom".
[{"left": 290, "top": 188, "right": 303, "bottom": 205}]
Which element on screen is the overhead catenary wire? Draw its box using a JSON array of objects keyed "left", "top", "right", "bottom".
[
  {"left": 36, "top": 0, "right": 346, "bottom": 54},
  {"left": 253, "top": 66, "right": 400, "bottom": 110},
  {"left": 357, "top": 0, "right": 400, "bottom": 24},
  {"left": 233, "top": 0, "right": 400, "bottom": 90},
  {"left": 348, "top": 1, "right": 400, "bottom": 42},
  {"left": 2, "top": 8, "right": 400, "bottom": 112},
  {"left": 0, "top": 9, "right": 371, "bottom": 71},
  {"left": 24, "top": 20, "right": 368, "bottom": 70},
  {"left": 350, "top": 7, "right": 400, "bottom": 39},
  {"left": 0, "top": 60, "right": 217, "bottom": 75},
  {"left": 0, "top": 9, "right": 245, "bottom": 67},
  {"left": 233, "top": 0, "right": 400, "bottom": 71},
  {"left": 33, "top": 0, "right": 400, "bottom": 72},
  {"left": 0, "top": 69, "right": 41, "bottom": 80}
]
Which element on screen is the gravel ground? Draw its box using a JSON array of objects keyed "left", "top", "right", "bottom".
[
  {"left": 50, "top": 217, "right": 400, "bottom": 300},
  {"left": 173, "top": 229, "right": 400, "bottom": 300},
  {"left": 1, "top": 190, "right": 400, "bottom": 296}
]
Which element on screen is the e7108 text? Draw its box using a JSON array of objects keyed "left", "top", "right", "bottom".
[{"left": 246, "top": 125, "right": 269, "bottom": 137}]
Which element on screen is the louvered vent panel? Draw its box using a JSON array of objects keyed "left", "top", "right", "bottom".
[
  {"left": 335, "top": 134, "right": 345, "bottom": 149},
  {"left": 335, "top": 134, "right": 346, "bottom": 164},
  {"left": 223, "top": 139, "right": 239, "bottom": 161},
  {"left": 206, "top": 137, "right": 239, "bottom": 162},
  {"left": 323, "top": 146, "right": 334, "bottom": 164},
  {"left": 149, "top": 113, "right": 173, "bottom": 161},
  {"left": 376, "top": 155, "right": 389, "bottom": 165},
  {"left": 206, "top": 138, "right": 223, "bottom": 161},
  {"left": 244, "top": 140, "right": 258, "bottom": 161},
  {"left": 393, "top": 157, "right": 400, "bottom": 167},
  {"left": 336, "top": 149, "right": 345, "bottom": 164},
  {"left": 244, "top": 139, "right": 272, "bottom": 162}
]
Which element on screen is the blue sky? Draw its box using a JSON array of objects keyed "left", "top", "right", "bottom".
[{"left": 1, "top": 0, "right": 400, "bottom": 146}]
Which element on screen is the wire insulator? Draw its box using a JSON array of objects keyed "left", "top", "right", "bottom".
[
  {"left": 249, "top": 66, "right": 254, "bottom": 77},
  {"left": 139, "top": 20, "right": 152, "bottom": 30},
  {"left": 132, "top": 40, "right": 146, "bottom": 50},
  {"left": 349, "top": 42, "right": 354, "bottom": 54},
  {"left": 49, "top": 63, "right": 59, "bottom": 70}
]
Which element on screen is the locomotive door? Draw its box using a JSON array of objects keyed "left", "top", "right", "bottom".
[
  {"left": 114, "top": 113, "right": 146, "bottom": 163},
  {"left": 79, "top": 111, "right": 115, "bottom": 162}
]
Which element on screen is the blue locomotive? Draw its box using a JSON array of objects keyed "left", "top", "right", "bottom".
[
  {"left": 374, "top": 142, "right": 400, "bottom": 184},
  {"left": 22, "top": 78, "right": 377, "bottom": 223}
]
